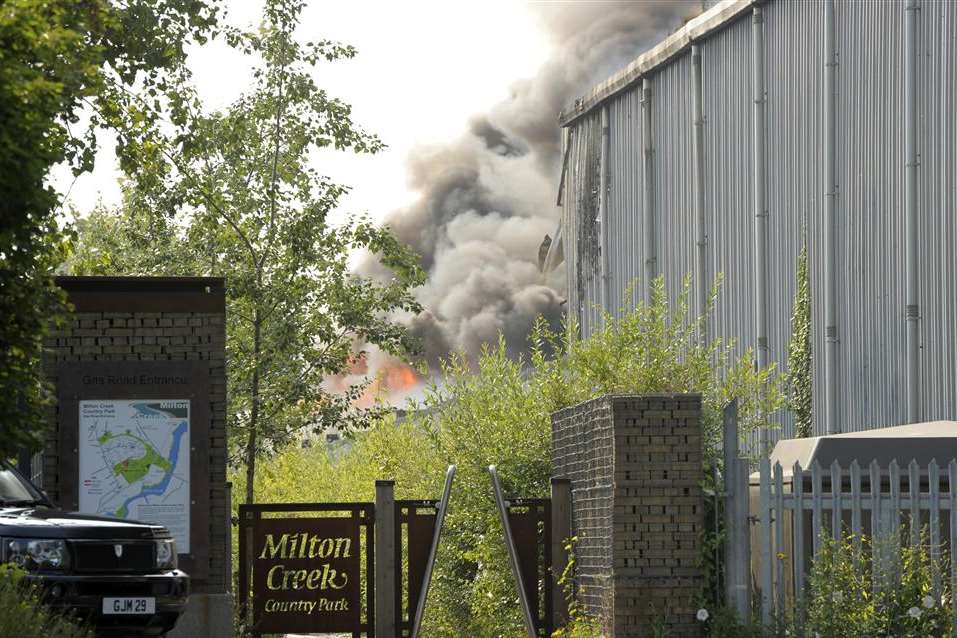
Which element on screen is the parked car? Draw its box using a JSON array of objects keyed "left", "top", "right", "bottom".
[{"left": 0, "top": 461, "right": 188, "bottom": 637}]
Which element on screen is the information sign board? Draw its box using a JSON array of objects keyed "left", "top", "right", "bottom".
[{"left": 78, "top": 399, "right": 191, "bottom": 552}]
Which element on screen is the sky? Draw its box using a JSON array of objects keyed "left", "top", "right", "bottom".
[{"left": 50, "top": 0, "right": 553, "bottom": 224}]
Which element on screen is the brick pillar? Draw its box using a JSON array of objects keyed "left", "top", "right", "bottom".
[
  {"left": 44, "top": 277, "right": 231, "bottom": 638},
  {"left": 552, "top": 394, "right": 705, "bottom": 637}
]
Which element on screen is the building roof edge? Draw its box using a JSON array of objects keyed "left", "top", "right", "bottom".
[{"left": 558, "top": 0, "right": 757, "bottom": 128}]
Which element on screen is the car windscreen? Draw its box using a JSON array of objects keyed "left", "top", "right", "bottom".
[{"left": 0, "top": 466, "right": 42, "bottom": 503}]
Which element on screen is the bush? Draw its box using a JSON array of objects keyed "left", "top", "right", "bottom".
[
  {"left": 233, "top": 276, "right": 784, "bottom": 637},
  {"left": 803, "top": 531, "right": 952, "bottom": 638},
  {"left": 693, "top": 529, "right": 954, "bottom": 638},
  {"left": 802, "top": 535, "right": 880, "bottom": 637},
  {"left": 0, "top": 565, "right": 91, "bottom": 638}
]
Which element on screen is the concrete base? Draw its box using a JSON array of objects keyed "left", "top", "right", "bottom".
[{"left": 168, "top": 592, "right": 233, "bottom": 638}]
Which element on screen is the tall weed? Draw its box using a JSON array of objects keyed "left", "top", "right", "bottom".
[{"left": 0, "top": 565, "right": 91, "bottom": 638}]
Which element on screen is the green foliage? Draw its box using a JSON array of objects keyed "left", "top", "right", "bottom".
[
  {"left": 552, "top": 617, "right": 603, "bottom": 638},
  {"left": 234, "top": 277, "right": 783, "bottom": 637},
  {"left": 64, "top": 203, "right": 188, "bottom": 276},
  {"left": 0, "top": 565, "right": 91, "bottom": 638},
  {"left": 230, "top": 415, "right": 444, "bottom": 507},
  {"left": 551, "top": 538, "right": 605, "bottom": 638},
  {"left": 696, "top": 528, "right": 953, "bottom": 638},
  {"left": 787, "top": 239, "right": 813, "bottom": 437},
  {"left": 69, "top": 0, "right": 426, "bottom": 504},
  {"left": 417, "top": 277, "right": 781, "bottom": 636},
  {"left": 877, "top": 532, "right": 952, "bottom": 637},
  {"left": 802, "top": 535, "right": 878, "bottom": 637},
  {"left": 696, "top": 605, "right": 764, "bottom": 638},
  {"left": 561, "top": 277, "right": 783, "bottom": 462},
  {"left": 0, "top": 0, "right": 219, "bottom": 458},
  {"left": 802, "top": 530, "right": 952, "bottom": 638}
]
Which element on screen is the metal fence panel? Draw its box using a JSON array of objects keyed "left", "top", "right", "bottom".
[{"left": 753, "top": 457, "right": 957, "bottom": 625}]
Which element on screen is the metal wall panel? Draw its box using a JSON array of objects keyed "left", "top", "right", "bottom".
[
  {"left": 763, "top": 0, "right": 824, "bottom": 440},
  {"left": 699, "top": 14, "right": 756, "bottom": 365},
  {"left": 917, "top": 0, "right": 957, "bottom": 423},
  {"left": 830, "top": 0, "right": 906, "bottom": 433},
  {"left": 566, "top": 111, "right": 603, "bottom": 337},
  {"left": 563, "top": 0, "right": 957, "bottom": 442},
  {"left": 653, "top": 55, "right": 696, "bottom": 313},
  {"left": 607, "top": 89, "right": 644, "bottom": 316}
]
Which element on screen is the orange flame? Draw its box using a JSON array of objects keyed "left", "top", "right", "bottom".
[
  {"left": 325, "top": 346, "right": 422, "bottom": 409},
  {"left": 349, "top": 359, "right": 421, "bottom": 408},
  {"left": 385, "top": 364, "right": 419, "bottom": 392}
]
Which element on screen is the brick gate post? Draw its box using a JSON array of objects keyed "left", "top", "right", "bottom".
[{"left": 552, "top": 394, "right": 705, "bottom": 637}]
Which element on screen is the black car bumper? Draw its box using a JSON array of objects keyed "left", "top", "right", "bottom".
[{"left": 29, "top": 570, "right": 189, "bottom": 637}]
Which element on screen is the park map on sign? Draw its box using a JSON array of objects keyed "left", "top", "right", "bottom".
[{"left": 78, "top": 400, "right": 190, "bottom": 552}]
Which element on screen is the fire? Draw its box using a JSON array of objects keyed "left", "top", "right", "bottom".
[
  {"left": 385, "top": 364, "right": 419, "bottom": 392},
  {"left": 355, "top": 360, "right": 421, "bottom": 407},
  {"left": 325, "top": 350, "right": 422, "bottom": 409}
]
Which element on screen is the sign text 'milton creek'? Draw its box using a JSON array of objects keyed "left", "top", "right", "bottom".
[{"left": 251, "top": 517, "right": 361, "bottom": 634}]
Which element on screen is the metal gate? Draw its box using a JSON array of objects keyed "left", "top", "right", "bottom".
[{"left": 490, "top": 465, "right": 571, "bottom": 638}]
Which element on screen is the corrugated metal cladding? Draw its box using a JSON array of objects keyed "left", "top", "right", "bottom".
[
  {"left": 562, "top": 0, "right": 957, "bottom": 444},
  {"left": 564, "top": 111, "right": 603, "bottom": 338},
  {"left": 607, "top": 83, "right": 643, "bottom": 316},
  {"left": 918, "top": 0, "right": 957, "bottom": 425}
]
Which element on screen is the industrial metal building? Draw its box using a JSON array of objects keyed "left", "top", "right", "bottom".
[{"left": 554, "top": 0, "right": 957, "bottom": 445}]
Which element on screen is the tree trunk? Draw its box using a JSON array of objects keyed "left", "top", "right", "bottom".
[{"left": 245, "top": 312, "right": 262, "bottom": 504}]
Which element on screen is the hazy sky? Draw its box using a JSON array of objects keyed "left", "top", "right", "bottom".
[{"left": 51, "top": 0, "right": 552, "bottom": 223}]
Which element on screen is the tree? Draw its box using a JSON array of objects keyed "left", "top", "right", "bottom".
[
  {"left": 70, "top": 0, "right": 425, "bottom": 503},
  {"left": 788, "top": 237, "right": 813, "bottom": 437},
  {"left": 0, "top": 0, "right": 219, "bottom": 459}
]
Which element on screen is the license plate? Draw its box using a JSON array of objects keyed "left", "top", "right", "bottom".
[{"left": 102, "top": 597, "right": 155, "bottom": 615}]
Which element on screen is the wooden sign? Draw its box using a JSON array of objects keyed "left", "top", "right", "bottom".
[{"left": 250, "top": 516, "right": 362, "bottom": 634}]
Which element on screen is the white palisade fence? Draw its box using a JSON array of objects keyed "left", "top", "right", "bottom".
[{"left": 751, "top": 456, "right": 957, "bottom": 632}]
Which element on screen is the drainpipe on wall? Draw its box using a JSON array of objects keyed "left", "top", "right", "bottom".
[
  {"left": 824, "top": 0, "right": 841, "bottom": 434},
  {"left": 641, "top": 78, "right": 657, "bottom": 305},
  {"left": 905, "top": 0, "right": 921, "bottom": 424},
  {"left": 599, "top": 106, "right": 612, "bottom": 320},
  {"left": 752, "top": 6, "right": 770, "bottom": 453},
  {"left": 691, "top": 44, "right": 709, "bottom": 344}
]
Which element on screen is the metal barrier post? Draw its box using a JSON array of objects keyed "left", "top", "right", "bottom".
[
  {"left": 550, "top": 478, "right": 571, "bottom": 630},
  {"left": 376, "top": 480, "right": 397, "bottom": 638},
  {"left": 489, "top": 465, "right": 537, "bottom": 638}
]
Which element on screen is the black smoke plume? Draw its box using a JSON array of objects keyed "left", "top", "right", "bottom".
[{"left": 363, "top": 1, "right": 701, "bottom": 369}]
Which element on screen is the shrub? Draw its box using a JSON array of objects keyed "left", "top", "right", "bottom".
[
  {"left": 700, "top": 529, "right": 954, "bottom": 638},
  {"left": 804, "top": 531, "right": 955, "bottom": 638},
  {"left": 551, "top": 538, "right": 606, "bottom": 638},
  {"left": 0, "top": 565, "right": 91, "bottom": 638},
  {"left": 878, "top": 534, "right": 952, "bottom": 637},
  {"left": 803, "top": 535, "right": 880, "bottom": 637}
]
